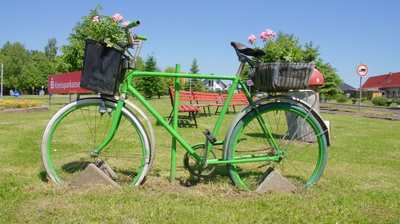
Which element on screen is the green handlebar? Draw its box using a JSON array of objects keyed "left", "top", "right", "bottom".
[
  {"left": 135, "top": 35, "right": 148, "bottom": 40},
  {"left": 126, "top": 20, "right": 140, "bottom": 29}
]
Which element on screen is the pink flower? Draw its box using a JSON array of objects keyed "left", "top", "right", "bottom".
[
  {"left": 92, "top": 16, "right": 99, "bottom": 22},
  {"left": 248, "top": 34, "right": 256, "bottom": 44},
  {"left": 112, "top": 13, "right": 123, "bottom": 21},
  {"left": 122, "top": 21, "right": 130, "bottom": 28},
  {"left": 259, "top": 29, "right": 276, "bottom": 41}
]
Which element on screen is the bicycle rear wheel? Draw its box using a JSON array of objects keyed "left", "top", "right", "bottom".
[
  {"left": 41, "top": 98, "right": 152, "bottom": 186},
  {"left": 225, "top": 102, "right": 327, "bottom": 191}
]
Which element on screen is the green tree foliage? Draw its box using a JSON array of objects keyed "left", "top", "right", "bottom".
[
  {"left": 315, "top": 59, "right": 343, "bottom": 100},
  {"left": 163, "top": 66, "right": 178, "bottom": 89},
  {"left": 190, "top": 58, "right": 200, "bottom": 74},
  {"left": 0, "top": 41, "right": 57, "bottom": 92},
  {"left": 0, "top": 42, "right": 34, "bottom": 91},
  {"left": 0, "top": 39, "right": 59, "bottom": 93},
  {"left": 45, "top": 38, "right": 58, "bottom": 61},
  {"left": 184, "top": 58, "right": 204, "bottom": 92},
  {"left": 134, "top": 55, "right": 161, "bottom": 99},
  {"left": 29, "top": 51, "right": 56, "bottom": 89}
]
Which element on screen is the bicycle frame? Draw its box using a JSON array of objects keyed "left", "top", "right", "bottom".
[{"left": 90, "top": 62, "right": 282, "bottom": 182}]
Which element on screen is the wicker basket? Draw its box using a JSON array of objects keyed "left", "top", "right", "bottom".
[
  {"left": 80, "top": 39, "right": 129, "bottom": 95},
  {"left": 251, "top": 62, "right": 315, "bottom": 92}
]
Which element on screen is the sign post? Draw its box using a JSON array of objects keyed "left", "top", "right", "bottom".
[
  {"left": 47, "top": 71, "right": 94, "bottom": 107},
  {"left": 0, "top": 62, "right": 3, "bottom": 100},
  {"left": 356, "top": 64, "right": 368, "bottom": 111}
]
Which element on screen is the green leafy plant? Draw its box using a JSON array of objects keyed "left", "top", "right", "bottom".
[
  {"left": 247, "top": 29, "right": 311, "bottom": 63},
  {"left": 335, "top": 94, "right": 348, "bottom": 103},
  {"left": 88, "top": 12, "right": 132, "bottom": 47},
  {"left": 371, "top": 96, "right": 389, "bottom": 106},
  {"left": 59, "top": 5, "right": 135, "bottom": 72}
]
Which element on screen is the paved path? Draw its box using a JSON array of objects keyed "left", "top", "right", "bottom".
[{"left": 320, "top": 103, "right": 400, "bottom": 121}]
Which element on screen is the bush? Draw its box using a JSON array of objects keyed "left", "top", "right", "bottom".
[
  {"left": 335, "top": 94, "right": 348, "bottom": 103},
  {"left": 371, "top": 97, "right": 389, "bottom": 106}
]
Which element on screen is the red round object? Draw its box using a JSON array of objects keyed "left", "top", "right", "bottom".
[{"left": 309, "top": 69, "right": 324, "bottom": 85}]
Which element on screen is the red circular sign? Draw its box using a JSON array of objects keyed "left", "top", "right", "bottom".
[{"left": 357, "top": 64, "right": 368, "bottom": 77}]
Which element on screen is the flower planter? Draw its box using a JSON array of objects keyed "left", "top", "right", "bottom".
[
  {"left": 251, "top": 62, "right": 315, "bottom": 92},
  {"left": 80, "top": 39, "right": 129, "bottom": 95}
]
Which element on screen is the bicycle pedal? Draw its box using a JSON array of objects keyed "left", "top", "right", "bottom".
[{"left": 203, "top": 129, "right": 216, "bottom": 144}]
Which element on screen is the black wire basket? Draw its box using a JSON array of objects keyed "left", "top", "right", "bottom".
[
  {"left": 80, "top": 39, "right": 129, "bottom": 95},
  {"left": 251, "top": 62, "right": 315, "bottom": 92}
]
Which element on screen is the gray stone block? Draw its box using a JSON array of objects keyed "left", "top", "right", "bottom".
[
  {"left": 70, "top": 163, "right": 119, "bottom": 188},
  {"left": 256, "top": 168, "right": 297, "bottom": 193}
]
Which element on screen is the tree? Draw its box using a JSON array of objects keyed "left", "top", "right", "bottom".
[
  {"left": 0, "top": 42, "right": 32, "bottom": 91},
  {"left": 315, "top": 59, "right": 343, "bottom": 100},
  {"left": 163, "top": 66, "right": 177, "bottom": 89},
  {"left": 134, "top": 55, "right": 161, "bottom": 99},
  {"left": 45, "top": 38, "right": 58, "bottom": 62},
  {"left": 185, "top": 58, "right": 204, "bottom": 92},
  {"left": 190, "top": 58, "right": 199, "bottom": 74},
  {"left": 30, "top": 51, "right": 57, "bottom": 89},
  {"left": 0, "top": 40, "right": 58, "bottom": 93}
]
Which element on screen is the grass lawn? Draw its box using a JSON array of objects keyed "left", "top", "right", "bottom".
[{"left": 0, "top": 94, "right": 399, "bottom": 223}]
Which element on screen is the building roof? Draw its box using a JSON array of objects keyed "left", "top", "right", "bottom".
[
  {"left": 362, "top": 72, "right": 400, "bottom": 89},
  {"left": 202, "top": 78, "right": 228, "bottom": 89},
  {"left": 339, "top": 83, "right": 356, "bottom": 90}
]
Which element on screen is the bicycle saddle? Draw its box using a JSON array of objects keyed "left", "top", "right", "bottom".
[{"left": 231, "top": 42, "right": 266, "bottom": 58}]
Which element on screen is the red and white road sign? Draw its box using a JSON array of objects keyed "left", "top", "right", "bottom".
[{"left": 356, "top": 64, "right": 368, "bottom": 77}]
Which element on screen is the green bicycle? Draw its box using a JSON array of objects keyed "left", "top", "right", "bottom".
[{"left": 41, "top": 21, "right": 330, "bottom": 191}]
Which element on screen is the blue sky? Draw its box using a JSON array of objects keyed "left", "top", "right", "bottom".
[{"left": 1, "top": 0, "right": 399, "bottom": 88}]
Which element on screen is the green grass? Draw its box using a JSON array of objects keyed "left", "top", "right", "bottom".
[{"left": 0, "top": 94, "right": 399, "bottom": 223}]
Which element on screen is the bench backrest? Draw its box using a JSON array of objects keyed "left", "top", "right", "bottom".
[
  {"left": 192, "top": 92, "right": 221, "bottom": 103},
  {"left": 169, "top": 87, "right": 196, "bottom": 104},
  {"left": 220, "top": 93, "right": 249, "bottom": 103}
]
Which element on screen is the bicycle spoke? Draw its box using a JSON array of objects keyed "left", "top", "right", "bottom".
[
  {"left": 226, "top": 102, "right": 327, "bottom": 191},
  {"left": 41, "top": 99, "right": 151, "bottom": 186}
]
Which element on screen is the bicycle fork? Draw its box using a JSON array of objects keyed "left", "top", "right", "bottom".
[{"left": 90, "top": 99, "right": 125, "bottom": 157}]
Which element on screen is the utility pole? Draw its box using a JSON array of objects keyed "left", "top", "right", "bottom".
[{"left": 0, "top": 62, "right": 3, "bottom": 100}]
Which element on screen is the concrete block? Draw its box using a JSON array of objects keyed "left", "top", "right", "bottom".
[
  {"left": 256, "top": 168, "right": 297, "bottom": 193},
  {"left": 70, "top": 163, "right": 119, "bottom": 188}
]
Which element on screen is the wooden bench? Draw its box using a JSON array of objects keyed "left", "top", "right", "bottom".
[
  {"left": 216, "top": 93, "right": 250, "bottom": 114},
  {"left": 168, "top": 87, "right": 201, "bottom": 128},
  {"left": 192, "top": 91, "right": 223, "bottom": 116}
]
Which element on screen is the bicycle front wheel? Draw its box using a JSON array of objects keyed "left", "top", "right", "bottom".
[
  {"left": 41, "top": 98, "right": 152, "bottom": 186},
  {"left": 225, "top": 102, "right": 327, "bottom": 191}
]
